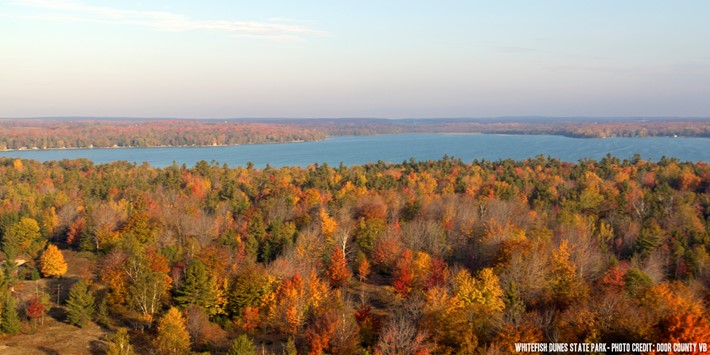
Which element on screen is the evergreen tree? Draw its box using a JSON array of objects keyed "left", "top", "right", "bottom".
[
  {"left": 66, "top": 280, "right": 95, "bottom": 327},
  {"left": 153, "top": 307, "right": 191, "bottom": 355},
  {"left": 1, "top": 292, "right": 21, "bottom": 335},
  {"left": 95, "top": 295, "right": 111, "bottom": 328},
  {"left": 2, "top": 217, "right": 42, "bottom": 260},
  {"left": 30, "top": 267, "right": 41, "bottom": 280},
  {"left": 228, "top": 334, "right": 256, "bottom": 355},
  {"left": 174, "top": 258, "right": 218, "bottom": 315},
  {"left": 1, "top": 260, "right": 18, "bottom": 285}
]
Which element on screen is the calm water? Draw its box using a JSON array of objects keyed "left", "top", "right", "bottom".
[{"left": 1, "top": 134, "right": 709, "bottom": 168}]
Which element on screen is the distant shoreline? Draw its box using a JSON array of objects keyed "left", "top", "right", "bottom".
[
  {"left": 2, "top": 117, "right": 708, "bottom": 152},
  {"left": 2, "top": 131, "right": 707, "bottom": 154},
  {"left": 0, "top": 138, "right": 324, "bottom": 152}
]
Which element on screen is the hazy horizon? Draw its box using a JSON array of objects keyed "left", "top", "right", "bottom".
[
  {"left": 2, "top": 116, "right": 710, "bottom": 121},
  {"left": 2, "top": 1, "right": 709, "bottom": 118}
]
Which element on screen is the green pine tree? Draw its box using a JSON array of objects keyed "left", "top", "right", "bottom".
[
  {"left": 66, "top": 280, "right": 95, "bottom": 327},
  {"left": 228, "top": 334, "right": 256, "bottom": 355},
  {"left": 1, "top": 292, "right": 21, "bottom": 335},
  {"left": 2, "top": 217, "right": 41, "bottom": 260},
  {"left": 95, "top": 295, "right": 111, "bottom": 327},
  {"left": 175, "top": 258, "right": 218, "bottom": 315}
]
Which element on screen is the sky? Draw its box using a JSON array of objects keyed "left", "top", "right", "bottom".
[{"left": 1, "top": 0, "right": 709, "bottom": 118}]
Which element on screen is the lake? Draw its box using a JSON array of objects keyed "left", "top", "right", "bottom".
[{"left": 1, "top": 134, "right": 709, "bottom": 168}]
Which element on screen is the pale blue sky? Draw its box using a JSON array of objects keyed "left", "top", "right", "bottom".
[{"left": 1, "top": 0, "right": 709, "bottom": 118}]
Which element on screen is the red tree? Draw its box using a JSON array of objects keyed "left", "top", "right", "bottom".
[{"left": 26, "top": 296, "right": 46, "bottom": 326}]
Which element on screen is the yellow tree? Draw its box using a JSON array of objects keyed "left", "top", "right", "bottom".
[
  {"left": 153, "top": 307, "right": 191, "bottom": 354},
  {"left": 422, "top": 286, "right": 477, "bottom": 354},
  {"left": 454, "top": 268, "right": 505, "bottom": 314},
  {"left": 411, "top": 251, "right": 432, "bottom": 288},
  {"left": 12, "top": 158, "right": 23, "bottom": 171},
  {"left": 42, "top": 207, "right": 59, "bottom": 238},
  {"left": 100, "top": 249, "right": 129, "bottom": 305},
  {"left": 450, "top": 267, "right": 506, "bottom": 338},
  {"left": 547, "top": 240, "right": 588, "bottom": 306},
  {"left": 40, "top": 244, "right": 68, "bottom": 278},
  {"left": 306, "top": 269, "right": 330, "bottom": 312},
  {"left": 319, "top": 208, "right": 337, "bottom": 241},
  {"left": 106, "top": 327, "right": 134, "bottom": 355}
]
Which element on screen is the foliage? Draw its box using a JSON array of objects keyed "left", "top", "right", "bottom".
[
  {"left": 319, "top": 208, "right": 337, "bottom": 240},
  {"left": 326, "top": 248, "right": 351, "bottom": 288},
  {"left": 25, "top": 294, "right": 50, "bottom": 327},
  {"left": 547, "top": 240, "right": 588, "bottom": 306},
  {"left": 283, "top": 337, "right": 298, "bottom": 355},
  {"left": 305, "top": 307, "right": 360, "bottom": 355},
  {"left": 623, "top": 267, "right": 653, "bottom": 297},
  {"left": 227, "top": 334, "right": 256, "bottom": 355},
  {"left": 0, "top": 155, "right": 709, "bottom": 349},
  {"left": 26, "top": 296, "right": 46, "bottom": 320},
  {"left": 95, "top": 295, "right": 111, "bottom": 328},
  {"left": 1, "top": 291, "right": 21, "bottom": 335},
  {"left": 66, "top": 280, "right": 95, "bottom": 327},
  {"left": 40, "top": 244, "right": 68, "bottom": 278},
  {"left": 2, "top": 217, "right": 43, "bottom": 259},
  {"left": 454, "top": 268, "right": 505, "bottom": 313},
  {"left": 106, "top": 328, "right": 134, "bottom": 355},
  {"left": 184, "top": 306, "right": 228, "bottom": 350},
  {"left": 175, "top": 258, "right": 219, "bottom": 315},
  {"left": 125, "top": 250, "right": 171, "bottom": 323},
  {"left": 228, "top": 265, "right": 275, "bottom": 317},
  {"left": 357, "top": 257, "right": 371, "bottom": 282},
  {"left": 153, "top": 307, "right": 191, "bottom": 355}
]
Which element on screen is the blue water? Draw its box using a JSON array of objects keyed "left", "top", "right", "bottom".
[{"left": 1, "top": 134, "right": 708, "bottom": 168}]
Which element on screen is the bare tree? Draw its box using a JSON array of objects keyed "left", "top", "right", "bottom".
[{"left": 375, "top": 311, "right": 429, "bottom": 355}]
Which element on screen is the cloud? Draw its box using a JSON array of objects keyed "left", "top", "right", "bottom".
[
  {"left": 267, "top": 17, "right": 308, "bottom": 24},
  {"left": 9, "top": 0, "right": 329, "bottom": 40}
]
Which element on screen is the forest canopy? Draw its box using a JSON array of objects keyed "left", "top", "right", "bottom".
[{"left": 0, "top": 155, "right": 709, "bottom": 353}]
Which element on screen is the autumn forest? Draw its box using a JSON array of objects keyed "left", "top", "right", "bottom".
[{"left": 0, "top": 154, "right": 709, "bottom": 354}]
